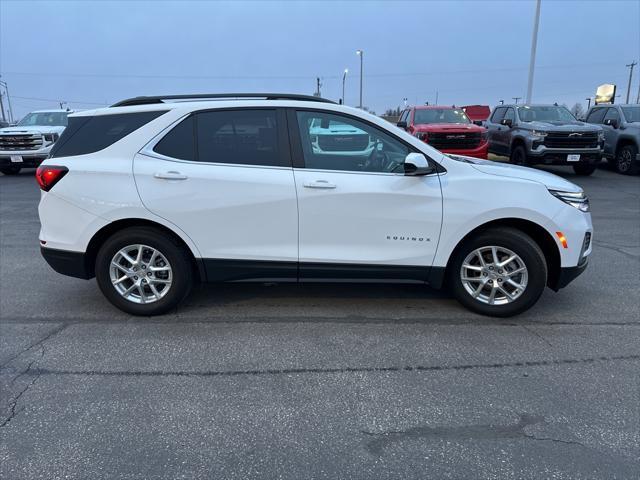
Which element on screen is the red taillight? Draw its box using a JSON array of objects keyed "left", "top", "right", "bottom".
[{"left": 36, "top": 166, "right": 68, "bottom": 192}]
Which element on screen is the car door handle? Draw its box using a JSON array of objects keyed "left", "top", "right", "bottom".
[
  {"left": 303, "top": 180, "right": 336, "bottom": 189},
  {"left": 154, "top": 171, "right": 188, "bottom": 180}
]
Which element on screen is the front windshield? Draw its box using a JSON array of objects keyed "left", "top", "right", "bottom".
[
  {"left": 621, "top": 107, "right": 640, "bottom": 123},
  {"left": 413, "top": 108, "right": 470, "bottom": 124},
  {"left": 17, "top": 112, "right": 68, "bottom": 127},
  {"left": 517, "top": 106, "right": 576, "bottom": 123}
]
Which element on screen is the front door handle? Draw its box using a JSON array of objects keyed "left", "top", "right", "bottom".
[
  {"left": 303, "top": 180, "right": 336, "bottom": 189},
  {"left": 154, "top": 171, "right": 188, "bottom": 180}
]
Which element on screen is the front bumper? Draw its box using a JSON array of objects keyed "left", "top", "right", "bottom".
[
  {"left": 41, "top": 246, "right": 93, "bottom": 279},
  {"left": 440, "top": 142, "right": 489, "bottom": 159},
  {"left": 0, "top": 152, "right": 49, "bottom": 168},
  {"left": 527, "top": 146, "right": 602, "bottom": 165},
  {"left": 554, "top": 262, "right": 588, "bottom": 290}
]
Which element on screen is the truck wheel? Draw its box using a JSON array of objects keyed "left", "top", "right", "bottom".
[
  {"left": 509, "top": 145, "right": 528, "bottom": 165},
  {"left": 447, "top": 227, "right": 547, "bottom": 317},
  {"left": 0, "top": 166, "right": 22, "bottom": 175},
  {"left": 615, "top": 144, "right": 639, "bottom": 175},
  {"left": 572, "top": 163, "right": 596, "bottom": 176},
  {"left": 95, "top": 227, "right": 194, "bottom": 316}
]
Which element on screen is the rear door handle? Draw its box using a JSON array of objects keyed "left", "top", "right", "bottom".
[
  {"left": 303, "top": 180, "right": 336, "bottom": 189},
  {"left": 154, "top": 171, "right": 188, "bottom": 180}
]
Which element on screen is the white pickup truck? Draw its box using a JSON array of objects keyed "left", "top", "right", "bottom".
[{"left": 0, "top": 109, "right": 72, "bottom": 175}]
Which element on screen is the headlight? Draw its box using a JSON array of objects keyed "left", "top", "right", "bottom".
[
  {"left": 597, "top": 131, "right": 605, "bottom": 142},
  {"left": 43, "top": 133, "right": 59, "bottom": 144},
  {"left": 549, "top": 189, "right": 590, "bottom": 212},
  {"left": 531, "top": 130, "right": 548, "bottom": 138},
  {"left": 414, "top": 131, "right": 429, "bottom": 142}
]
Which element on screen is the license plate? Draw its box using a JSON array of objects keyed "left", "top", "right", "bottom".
[
  {"left": 567, "top": 154, "right": 580, "bottom": 162},
  {"left": 10, "top": 155, "right": 23, "bottom": 163}
]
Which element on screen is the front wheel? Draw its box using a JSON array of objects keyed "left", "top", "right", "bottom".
[
  {"left": 0, "top": 166, "right": 21, "bottom": 175},
  {"left": 95, "top": 227, "right": 194, "bottom": 315},
  {"left": 615, "top": 144, "right": 639, "bottom": 175},
  {"left": 447, "top": 228, "right": 547, "bottom": 317},
  {"left": 572, "top": 163, "right": 596, "bottom": 176},
  {"left": 509, "top": 145, "right": 528, "bottom": 165}
]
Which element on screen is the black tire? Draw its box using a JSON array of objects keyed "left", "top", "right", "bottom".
[
  {"left": 447, "top": 227, "right": 547, "bottom": 317},
  {"left": 95, "top": 227, "right": 194, "bottom": 315},
  {"left": 509, "top": 145, "right": 528, "bottom": 165},
  {"left": 614, "top": 144, "right": 640, "bottom": 175},
  {"left": 0, "top": 166, "right": 22, "bottom": 175},
  {"left": 572, "top": 163, "right": 596, "bottom": 176}
]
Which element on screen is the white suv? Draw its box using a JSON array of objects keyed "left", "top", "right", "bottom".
[{"left": 37, "top": 94, "right": 593, "bottom": 317}]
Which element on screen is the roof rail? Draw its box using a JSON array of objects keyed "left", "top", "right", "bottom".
[{"left": 111, "top": 93, "right": 336, "bottom": 107}]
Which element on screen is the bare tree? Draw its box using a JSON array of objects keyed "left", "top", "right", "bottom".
[{"left": 570, "top": 102, "right": 585, "bottom": 119}]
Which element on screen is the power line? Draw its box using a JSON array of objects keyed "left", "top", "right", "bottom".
[{"left": 10, "top": 95, "right": 108, "bottom": 106}]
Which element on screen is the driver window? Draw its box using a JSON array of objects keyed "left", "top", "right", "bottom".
[{"left": 295, "top": 111, "right": 409, "bottom": 173}]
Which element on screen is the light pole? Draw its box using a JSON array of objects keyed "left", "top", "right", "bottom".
[
  {"left": 342, "top": 69, "right": 348, "bottom": 105},
  {"left": 0, "top": 79, "right": 14, "bottom": 123},
  {"left": 586, "top": 97, "right": 592, "bottom": 110},
  {"left": 356, "top": 49, "right": 363, "bottom": 109},
  {"left": 526, "top": 0, "right": 541, "bottom": 104},
  {"left": 625, "top": 61, "right": 637, "bottom": 103}
]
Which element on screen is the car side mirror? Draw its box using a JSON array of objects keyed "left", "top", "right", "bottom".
[
  {"left": 396, "top": 121, "right": 408, "bottom": 129},
  {"left": 500, "top": 118, "right": 513, "bottom": 127},
  {"left": 404, "top": 153, "right": 434, "bottom": 176},
  {"left": 604, "top": 118, "right": 618, "bottom": 128}
]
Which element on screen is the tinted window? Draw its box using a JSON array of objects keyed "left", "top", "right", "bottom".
[
  {"left": 196, "top": 110, "right": 283, "bottom": 167},
  {"left": 296, "top": 110, "right": 409, "bottom": 173},
  {"left": 503, "top": 108, "right": 515, "bottom": 122},
  {"left": 491, "top": 107, "right": 506, "bottom": 123},
  {"left": 586, "top": 108, "right": 607, "bottom": 124},
  {"left": 603, "top": 108, "right": 620, "bottom": 122},
  {"left": 621, "top": 106, "right": 640, "bottom": 122},
  {"left": 154, "top": 116, "right": 196, "bottom": 160},
  {"left": 18, "top": 112, "right": 68, "bottom": 127},
  {"left": 50, "top": 111, "right": 166, "bottom": 158},
  {"left": 517, "top": 106, "right": 575, "bottom": 122}
]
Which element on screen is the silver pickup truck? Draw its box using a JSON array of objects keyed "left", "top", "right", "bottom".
[
  {"left": 486, "top": 104, "right": 604, "bottom": 176},
  {"left": 585, "top": 104, "right": 639, "bottom": 175}
]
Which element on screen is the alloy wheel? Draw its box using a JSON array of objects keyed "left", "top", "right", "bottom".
[
  {"left": 109, "top": 244, "right": 173, "bottom": 304},
  {"left": 460, "top": 246, "right": 528, "bottom": 305}
]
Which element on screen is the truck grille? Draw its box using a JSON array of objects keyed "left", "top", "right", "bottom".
[
  {"left": 0, "top": 134, "right": 44, "bottom": 151},
  {"left": 543, "top": 132, "right": 599, "bottom": 149},
  {"left": 317, "top": 134, "right": 370, "bottom": 152},
  {"left": 427, "top": 132, "right": 481, "bottom": 150}
]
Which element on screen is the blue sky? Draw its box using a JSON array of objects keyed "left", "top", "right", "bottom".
[{"left": 1, "top": 0, "right": 639, "bottom": 118}]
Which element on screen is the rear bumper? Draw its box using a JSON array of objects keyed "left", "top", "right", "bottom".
[
  {"left": 41, "top": 246, "right": 93, "bottom": 279},
  {"left": 439, "top": 142, "right": 489, "bottom": 159}
]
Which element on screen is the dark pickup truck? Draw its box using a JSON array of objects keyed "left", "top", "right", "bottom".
[{"left": 486, "top": 104, "right": 604, "bottom": 175}]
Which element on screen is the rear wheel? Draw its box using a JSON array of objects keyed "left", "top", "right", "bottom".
[
  {"left": 509, "top": 145, "right": 528, "bottom": 165},
  {"left": 572, "top": 163, "right": 596, "bottom": 176},
  {"left": 95, "top": 227, "right": 193, "bottom": 315},
  {"left": 615, "top": 144, "right": 639, "bottom": 175},
  {"left": 447, "top": 228, "right": 547, "bottom": 317},
  {"left": 0, "top": 166, "right": 21, "bottom": 175}
]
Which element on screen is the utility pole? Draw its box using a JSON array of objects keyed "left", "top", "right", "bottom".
[
  {"left": 314, "top": 77, "right": 322, "bottom": 97},
  {"left": 625, "top": 61, "right": 637, "bottom": 103},
  {"left": 435, "top": 91, "right": 439, "bottom": 105},
  {"left": 0, "top": 92, "right": 6, "bottom": 122},
  {"left": 513, "top": 97, "right": 521, "bottom": 104},
  {"left": 526, "top": 0, "right": 541, "bottom": 104},
  {"left": 356, "top": 49, "right": 363, "bottom": 109}
]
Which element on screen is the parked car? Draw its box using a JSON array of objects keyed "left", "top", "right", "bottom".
[
  {"left": 0, "top": 109, "right": 72, "bottom": 175},
  {"left": 308, "top": 117, "right": 374, "bottom": 156},
  {"left": 462, "top": 105, "right": 491, "bottom": 126},
  {"left": 37, "top": 93, "right": 592, "bottom": 317},
  {"left": 485, "top": 104, "right": 604, "bottom": 175},
  {"left": 397, "top": 105, "right": 488, "bottom": 159},
  {"left": 584, "top": 104, "right": 639, "bottom": 175}
]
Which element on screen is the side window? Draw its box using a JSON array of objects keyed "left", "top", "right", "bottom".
[
  {"left": 295, "top": 111, "right": 410, "bottom": 173},
  {"left": 503, "top": 108, "right": 515, "bottom": 122},
  {"left": 586, "top": 108, "right": 607, "bottom": 124},
  {"left": 153, "top": 115, "right": 196, "bottom": 160},
  {"left": 603, "top": 108, "right": 620, "bottom": 123},
  {"left": 50, "top": 111, "right": 167, "bottom": 158},
  {"left": 490, "top": 107, "right": 506, "bottom": 123},
  {"left": 196, "top": 109, "right": 284, "bottom": 167}
]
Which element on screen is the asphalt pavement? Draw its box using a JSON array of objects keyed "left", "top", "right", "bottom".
[{"left": 1, "top": 164, "right": 638, "bottom": 479}]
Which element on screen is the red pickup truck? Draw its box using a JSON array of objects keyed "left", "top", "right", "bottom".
[{"left": 397, "top": 105, "right": 489, "bottom": 159}]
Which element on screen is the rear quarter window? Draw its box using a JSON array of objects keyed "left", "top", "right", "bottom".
[{"left": 50, "top": 111, "right": 167, "bottom": 158}]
